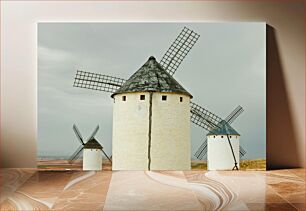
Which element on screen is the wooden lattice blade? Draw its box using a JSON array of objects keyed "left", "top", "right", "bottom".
[
  {"left": 73, "top": 70, "right": 126, "bottom": 93},
  {"left": 160, "top": 27, "right": 200, "bottom": 76}
]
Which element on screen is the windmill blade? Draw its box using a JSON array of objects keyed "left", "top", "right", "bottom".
[
  {"left": 102, "top": 149, "right": 112, "bottom": 163},
  {"left": 225, "top": 105, "right": 244, "bottom": 124},
  {"left": 190, "top": 101, "right": 223, "bottom": 131},
  {"left": 73, "top": 70, "right": 126, "bottom": 93},
  {"left": 194, "top": 137, "right": 208, "bottom": 160},
  {"left": 190, "top": 109, "right": 215, "bottom": 132},
  {"left": 86, "top": 125, "right": 99, "bottom": 142},
  {"left": 94, "top": 138, "right": 112, "bottom": 163},
  {"left": 193, "top": 105, "right": 246, "bottom": 160},
  {"left": 68, "top": 145, "right": 84, "bottom": 163},
  {"left": 224, "top": 106, "right": 246, "bottom": 157},
  {"left": 160, "top": 27, "right": 200, "bottom": 76},
  {"left": 239, "top": 146, "right": 247, "bottom": 158},
  {"left": 73, "top": 124, "right": 85, "bottom": 145}
]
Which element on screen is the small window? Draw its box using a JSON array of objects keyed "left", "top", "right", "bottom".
[
  {"left": 213, "top": 136, "right": 215, "bottom": 138},
  {"left": 230, "top": 136, "right": 232, "bottom": 138},
  {"left": 140, "top": 95, "right": 145, "bottom": 100},
  {"left": 221, "top": 136, "right": 223, "bottom": 138},
  {"left": 122, "top": 96, "right": 126, "bottom": 101},
  {"left": 180, "top": 97, "right": 183, "bottom": 102},
  {"left": 162, "top": 95, "right": 167, "bottom": 101}
]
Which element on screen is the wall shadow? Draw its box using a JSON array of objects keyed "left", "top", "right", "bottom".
[{"left": 266, "top": 25, "right": 299, "bottom": 170}]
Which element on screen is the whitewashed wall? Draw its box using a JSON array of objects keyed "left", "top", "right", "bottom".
[
  {"left": 207, "top": 135, "right": 240, "bottom": 170},
  {"left": 112, "top": 92, "right": 150, "bottom": 170},
  {"left": 83, "top": 149, "right": 102, "bottom": 170},
  {"left": 112, "top": 92, "right": 191, "bottom": 170},
  {"left": 151, "top": 93, "right": 191, "bottom": 170}
]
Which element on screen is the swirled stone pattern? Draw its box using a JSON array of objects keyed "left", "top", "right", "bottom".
[{"left": 0, "top": 169, "right": 304, "bottom": 210}]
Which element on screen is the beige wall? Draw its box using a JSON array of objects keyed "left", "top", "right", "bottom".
[
  {"left": 83, "top": 149, "right": 102, "bottom": 171},
  {"left": 112, "top": 92, "right": 191, "bottom": 170},
  {"left": 112, "top": 93, "right": 150, "bottom": 170},
  {"left": 151, "top": 93, "right": 191, "bottom": 170},
  {"left": 1, "top": 1, "right": 304, "bottom": 168},
  {"left": 207, "top": 135, "right": 240, "bottom": 170}
]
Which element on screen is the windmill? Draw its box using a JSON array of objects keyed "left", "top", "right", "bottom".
[
  {"left": 192, "top": 103, "right": 246, "bottom": 161},
  {"left": 73, "top": 26, "right": 246, "bottom": 170},
  {"left": 207, "top": 120, "right": 240, "bottom": 170},
  {"left": 70, "top": 124, "right": 112, "bottom": 170},
  {"left": 190, "top": 103, "right": 242, "bottom": 170}
]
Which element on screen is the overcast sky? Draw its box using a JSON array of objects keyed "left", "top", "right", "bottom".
[{"left": 38, "top": 22, "right": 266, "bottom": 160}]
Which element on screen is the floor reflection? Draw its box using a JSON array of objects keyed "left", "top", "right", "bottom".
[{"left": 0, "top": 168, "right": 304, "bottom": 210}]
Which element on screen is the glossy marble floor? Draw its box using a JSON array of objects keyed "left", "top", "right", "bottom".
[{"left": 0, "top": 169, "right": 304, "bottom": 210}]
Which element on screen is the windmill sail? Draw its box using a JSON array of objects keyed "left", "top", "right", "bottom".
[
  {"left": 73, "top": 124, "right": 85, "bottom": 145},
  {"left": 190, "top": 102, "right": 223, "bottom": 131},
  {"left": 160, "top": 27, "right": 200, "bottom": 76},
  {"left": 192, "top": 104, "right": 246, "bottom": 160},
  {"left": 194, "top": 137, "right": 208, "bottom": 160},
  {"left": 101, "top": 148, "right": 112, "bottom": 163},
  {"left": 73, "top": 70, "right": 126, "bottom": 93},
  {"left": 239, "top": 146, "right": 247, "bottom": 157},
  {"left": 86, "top": 125, "right": 100, "bottom": 143},
  {"left": 225, "top": 105, "right": 244, "bottom": 124},
  {"left": 69, "top": 144, "right": 84, "bottom": 163}
]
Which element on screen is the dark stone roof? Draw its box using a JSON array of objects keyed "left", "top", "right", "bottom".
[
  {"left": 111, "top": 56, "right": 192, "bottom": 98},
  {"left": 84, "top": 138, "right": 103, "bottom": 149},
  {"left": 207, "top": 120, "right": 240, "bottom": 136}
]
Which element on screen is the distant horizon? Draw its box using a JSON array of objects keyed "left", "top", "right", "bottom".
[{"left": 37, "top": 155, "right": 266, "bottom": 161}]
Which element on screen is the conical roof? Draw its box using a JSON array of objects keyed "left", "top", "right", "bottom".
[
  {"left": 207, "top": 120, "right": 240, "bottom": 136},
  {"left": 111, "top": 56, "right": 192, "bottom": 98},
  {"left": 84, "top": 138, "right": 103, "bottom": 149}
]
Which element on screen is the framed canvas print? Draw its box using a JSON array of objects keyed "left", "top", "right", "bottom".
[{"left": 37, "top": 22, "right": 266, "bottom": 171}]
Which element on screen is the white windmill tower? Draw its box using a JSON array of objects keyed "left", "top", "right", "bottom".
[
  {"left": 69, "top": 124, "right": 112, "bottom": 170},
  {"left": 207, "top": 120, "right": 240, "bottom": 170},
  {"left": 111, "top": 56, "right": 192, "bottom": 170},
  {"left": 73, "top": 26, "right": 247, "bottom": 171},
  {"left": 192, "top": 105, "right": 246, "bottom": 169}
]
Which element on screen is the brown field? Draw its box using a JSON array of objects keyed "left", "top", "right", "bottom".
[
  {"left": 191, "top": 159, "right": 266, "bottom": 171},
  {"left": 240, "top": 159, "right": 266, "bottom": 170}
]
